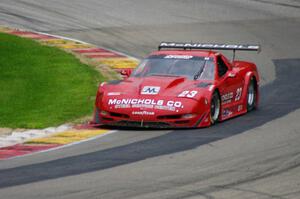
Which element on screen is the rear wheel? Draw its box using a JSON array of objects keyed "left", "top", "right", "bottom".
[
  {"left": 247, "top": 78, "right": 257, "bottom": 111},
  {"left": 210, "top": 91, "right": 220, "bottom": 124}
]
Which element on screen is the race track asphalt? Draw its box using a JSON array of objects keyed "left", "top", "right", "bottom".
[{"left": 0, "top": 0, "right": 300, "bottom": 198}]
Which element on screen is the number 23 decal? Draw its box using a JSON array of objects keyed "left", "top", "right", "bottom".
[
  {"left": 178, "top": 88, "right": 241, "bottom": 100},
  {"left": 178, "top": 90, "right": 198, "bottom": 98}
]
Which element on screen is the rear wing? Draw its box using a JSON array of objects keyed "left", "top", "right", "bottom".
[{"left": 158, "top": 42, "right": 261, "bottom": 61}]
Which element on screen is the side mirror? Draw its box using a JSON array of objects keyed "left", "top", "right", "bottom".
[{"left": 120, "top": 69, "right": 132, "bottom": 78}]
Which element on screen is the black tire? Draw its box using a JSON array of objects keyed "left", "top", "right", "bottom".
[
  {"left": 247, "top": 78, "right": 257, "bottom": 111},
  {"left": 210, "top": 91, "right": 221, "bottom": 124}
]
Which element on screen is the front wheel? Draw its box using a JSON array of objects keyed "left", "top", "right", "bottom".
[
  {"left": 210, "top": 91, "right": 220, "bottom": 125},
  {"left": 247, "top": 78, "right": 257, "bottom": 111}
]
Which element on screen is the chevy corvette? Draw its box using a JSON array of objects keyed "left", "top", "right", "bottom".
[{"left": 92, "top": 42, "right": 260, "bottom": 128}]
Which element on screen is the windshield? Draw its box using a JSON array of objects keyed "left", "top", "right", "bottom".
[{"left": 131, "top": 55, "right": 215, "bottom": 80}]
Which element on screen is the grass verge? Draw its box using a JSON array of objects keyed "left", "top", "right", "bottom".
[{"left": 0, "top": 32, "right": 103, "bottom": 128}]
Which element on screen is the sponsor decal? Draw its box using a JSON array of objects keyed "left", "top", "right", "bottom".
[
  {"left": 115, "top": 104, "right": 131, "bottom": 109},
  {"left": 141, "top": 86, "right": 160, "bottom": 95},
  {"left": 132, "top": 104, "right": 156, "bottom": 108},
  {"left": 108, "top": 98, "right": 183, "bottom": 111},
  {"left": 222, "top": 109, "right": 233, "bottom": 117},
  {"left": 108, "top": 98, "right": 164, "bottom": 105},
  {"left": 221, "top": 88, "right": 243, "bottom": 104},
  {"left": 222, "top": 104, "right": 243, "bottom": 118},
  {"left": 164, "top": 55, "right": 193, "bottom": 59},
  {"left": 178, "top": 90, "right": 198, "bottom": 98},
  {"left": 154, "top": 105, "right": 176, "bottom": 111},
  {"left": 160, "top": 42, "right": 260, "bottom": 50},
  {"left": 167, "top": 100, "right": 182, "bottom": 107},
  {"left": 132, "top": 111, "right": 155, "bottom": 115},
  {"left": 221, "top": 92, "right": 233, "bottom": 104}
]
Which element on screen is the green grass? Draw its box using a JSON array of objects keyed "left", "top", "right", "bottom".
[{"left": 0, "top": 32, "right": 104, "bottom": 128}]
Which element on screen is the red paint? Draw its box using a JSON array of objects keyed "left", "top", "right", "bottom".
[
  {"left": 0, "top": 144, "right": 61, "bottom": 160},
  {"left": 10, "top": 31, "right": 34, "bottom": 35},
  {"left": 10, "top": 31, "right": 54, "bottom": 39},
  {"left": 0, "top": 149, "right": 28, "bottom": 159}
]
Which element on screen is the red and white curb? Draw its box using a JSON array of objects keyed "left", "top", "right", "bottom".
[{"left": 0, "top": 124, "right": 71, "bottom": 148}]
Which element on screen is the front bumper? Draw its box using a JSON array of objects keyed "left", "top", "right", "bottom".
[{"left": 92, "top": 107, "right": 211, "bottom": 128}]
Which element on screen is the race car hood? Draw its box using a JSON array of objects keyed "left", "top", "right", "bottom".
[{"left": 102, "top": 76, "right": 211, "bottom": 97}]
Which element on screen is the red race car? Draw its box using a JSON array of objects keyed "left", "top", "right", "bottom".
[{"left": 92, "top": 42, "right": 260, "bottom": 128}]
